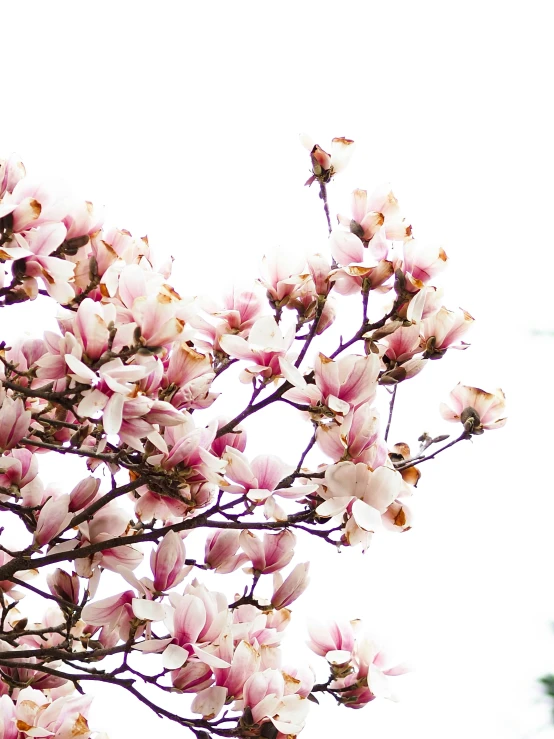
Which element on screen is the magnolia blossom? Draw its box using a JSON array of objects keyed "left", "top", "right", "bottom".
[
  {"left": 316, "top": 404, "right": 386, "bottom": 467},
  {"left": 316, "top": 462, "right": 404, "bottom": 547},
  {"left": 0, "top": 394, "right": 31, "bottom": 452},
  {"left": 0, "top": 448, "right": 43, "bottom": 505},
  {"left": 242, "top": 668, "right": 310, "bottom": 734},
  {"left": 11, "top": 685, "right": 94, "bottom": 737},
  {"left": 223, "top": 449, "right": 316, "bottom": 503},
  {"left": 204, "top": 530, "right": 248, "bottom": 574},
  {"left": 403, "top": 238, "right": 448, "bottom": 285},
  {"left": 258, "top": 250, "right": 308, "bottom": 305},
  {"left": 239, "top": 530, "right": 296, "bottom": 574},
  {"left": 151, "top": 530, "right": 188, "bottom": 592},
  {"left": 300, "top": 134, "right": 355, "bottom": 184},
  {"left": 271, "top": 563, "right": 310, "bottom": 609},
  {"left": 440, "top": 383, "right": 507, "bottom": 433},
  {"left": 337, "top": 185, "right": 412, "bottom": 245},
  {"left": 219, "top": 315, "right": 296, "bottom": 383},
  {"left": 307, "top": 619, "right": 357, "bottom": 660},
  {"left": 421, "top": 306, "right": 474, "bottom": 356},
  {"left": 329, "top": 635, "right": 409, "bottom": 708},
  {"left": 282, "top": 352, "right": 379, "bottom": 417}
]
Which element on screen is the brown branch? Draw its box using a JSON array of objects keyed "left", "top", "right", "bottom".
[{"left": 395, "top": 430, "right": 471, "bottom": 471}]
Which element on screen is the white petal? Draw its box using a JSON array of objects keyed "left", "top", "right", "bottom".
[
  {"left": 132, "top": 598, "right": 165, "bottom": 621},
  {"left": 162, "top": 643, "right": 189, "bottom": 669},
  {"left": 351, "top": 499, "right": 382, "bottom": 532},
  {"left": 316, "top": 496, "right": 353, "bottom": 518},
  {"left": 279, "top": 357, "right": 307, "bottom": 388}
]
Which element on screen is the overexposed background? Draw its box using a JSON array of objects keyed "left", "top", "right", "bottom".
[{"left": 1, "top": 1, "right": 554, "bottom": 737}]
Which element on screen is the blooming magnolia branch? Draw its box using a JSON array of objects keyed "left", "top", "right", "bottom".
[{"left": 0, "top": 140, "right": 505, "bottom": 739}]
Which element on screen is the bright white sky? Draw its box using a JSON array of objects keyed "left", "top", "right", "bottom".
[{"left": 2, "top": 1, "right": 554, "bottom": 737}]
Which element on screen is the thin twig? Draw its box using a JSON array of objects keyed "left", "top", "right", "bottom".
[{"left": 384, "top": 386, "right": 397, "bottom": 443}]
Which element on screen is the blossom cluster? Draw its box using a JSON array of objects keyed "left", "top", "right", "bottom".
[{"left": 0, "top": 140, "right": 505, "bottom": 738}]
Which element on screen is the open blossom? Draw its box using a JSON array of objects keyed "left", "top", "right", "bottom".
[
  {"left": 73, "top": 298, "right": 116, "bottom": 360},
  {"left": 382, "top": 322, "right": 422, "bottom": 363},
  {"left": 329, "top": 635, "right": 409, "bottom": 708},
  {"left": 271, "top": 563, "right": 310, "bottom": 609},
  {"left": 81, "top": 590, "right": 135, "bottom": 633},
  {"left": 204, "top": 530, "right": 248, "bottom": 574},
  {"left": 282, "top": 352, "right": 380, "bottom": 417},
  {"left": 338, "top": 185, "right": 412, "bottom": 245},
  {"left": 213, "top": 636, "right": 260, "bottom": 699},
  {"left": 440, "top": 383, "right": 507, "bottom": 433},
  {"left": 300, "top": 134, "right": 355, "bottom": 184},
  {"left": 46, "top": 569, "right": 80, "bottom": 604},
  {"left": 307, "top": 619, "right": 357, "bottom": 660},
  {"left": 258, "top": 250, "right": 308, "bottom": 306},
  {"left": 160, "top": 582, "right": 230, "bottom": 670},
  {"left": 239, "top": 530, "right": 295, "bottom": 574},
  {"left": 223, "top": 449, "right": 316, "bottom": 503},
  {"left": 316, "top": 405, "right": 387, "bottom": 467},
  {"left": 242, "top": 668, "right": 310, "bottom": 735},
  {"left": 15, "top": 223, "right": 76, "bottom": 303},
  {"left": 219, "top": 315, "right": 296, "bottom": 383},
  {"left": 315, "top": 462, "right": 403, "bottom": 545},
  {"left": 0, "top": 448, "right": 43, "bottom": 506},
  {"left": 421, "top": 306, "right": 474, "bottom": 356},
  {"left": 403, "top": 238, "right": 448, "bottom": 285}
]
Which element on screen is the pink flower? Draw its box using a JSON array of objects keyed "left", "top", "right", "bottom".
[
  {"left": 68, "top": 476, "right": 101, "bottom": 512},
  {"left": 171, "top": 660, "right": 214, "bottom": 693},
  {"left": 316, "top": 405, "right": 386, "bottom": 466},
  {"left": 81, "top": 590, "right": 135, "bottom": 632},
  {"left": 440, "top": 383, "right": 507, "bottom": 433},
  {"left": 213, "top": 637, "right": 260, "bottom": 698},
  {"left": 239, "top": 530, "right": 295, "bottom": 574},
  {"left": 382, "top": 323, "right": 422, "bottom": 363},
  {"left": 0, "top": 154, "right": 25, "bottom": 197},
  {"left": 0, "top": 693, "right": 17, "bottom": 739},
  {"left": 151, "top": 530, "right": 187, "bottom": 592},
  {"left": 282, "top": 352, "right": 380, "bottom": 417},
  {"left": 300, "top": 134, "right": 355, "bottom": 185},
  {"left": 204, "top": 530, "right": 248, "bottom": 574},
  {"left": 46, "top": 569, "right": 80, "bottom": 604},
  {"left": 329, "top": 259, "right": 394, "bottom": 297},
  {"left": 271, "top": 563, "right": 310, "bottom": 609},
  {"left": 421, "top": 306, "right": 474, "bottom": 356},
  {"left": 219, "top": 315, "right": 296, "bottom": 383},
  {"left": 210, "top": 417, "right": 247, "bottom": 457},
  {"left": 243, "top": 668, "right": 310, "bottom": 735},
  {"left": 329, "top": 636, "right": 409, "bottom": 708},
  {"left": 0, "top": 448, "right": 43, "bottom": 505},
  {"left": 316, "top": 462, "right": 403, "bottom": 546},
  {"left": 0, "top": 394, "right": 31, "bottom": 451},
  {"left": 403, "top": 238, "right": 448, "bottom": 284},
  {"left": 13, "top": 685, "right": 94, "bottom": 738},
  {"left": 162, "top": 582, "right": 230, "bottom": 670},
  {"left": 132, "top": 291, "right": 191, "bottom": 348},
  {"left": 34, "top": 494, "right": 72, "bottom": 547},
  {"left": 337, "top": 185, "right": 412, "bottom": 245},
  {"left": 307, "top": 619, "right": 356, "bottom": 659},
  {"left": 223, "top": 449, "right": 313, "bottom": 503},
  {"left": 74, "top": 298, "right": 116, "bottom": 360}
]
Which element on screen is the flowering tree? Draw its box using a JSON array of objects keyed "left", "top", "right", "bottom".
[{"left": 0, "top": 137, "right": 506, "bottom": 739}]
